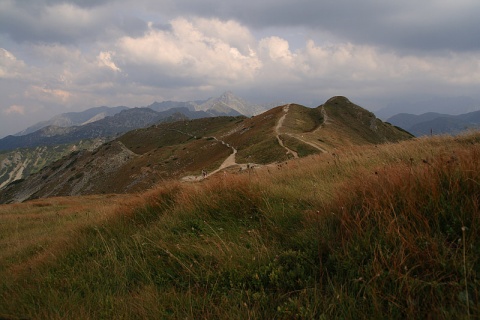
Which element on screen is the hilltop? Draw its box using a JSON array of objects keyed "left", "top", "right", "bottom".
[{"left": 0, "top": 97, "right": 411, "bottom": 203}]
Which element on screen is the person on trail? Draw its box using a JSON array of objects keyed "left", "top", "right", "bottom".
[{"left": 202, "top": 169, "right": 207, "bottom": 178}]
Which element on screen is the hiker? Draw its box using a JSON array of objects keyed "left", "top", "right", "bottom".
[{"left": 202, "top": 169, "right": 207, "bottom": 178}]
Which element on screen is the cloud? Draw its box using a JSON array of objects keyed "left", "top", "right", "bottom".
[
  {"left": 116, "top": 18, "right": 262, "bottom": 86},
  {"left": 137, "top": 0, "right": 480, "bottom": 52},
  {"left": 2, "top": 0, "right": 479, "bottom": 53},
  {"left": 3, "top": 105, "right": 25, "bottom": 115},
  {"left": 0, "top": 0, "right": 147, "bottom": 44},
  {"left": 27, "top": 86, "right": 72, "bottom": 104},
  {"left": 0, "top": 48, "right": 28, "bottom": 79},
  {"left": 98, "top": 51, "right": 120, "bottom": 71},
  {"left": 2, "top": 15, "right": 480, "bottom": 107},
  {"left": 259, "top": 36, "right": 294, "bottom": 63},
  {"left": 1, "top": 2, "right": 480, "bottom": 138},
  {"left": 0, "top": 1, "right": 97, "bottom": 43}
]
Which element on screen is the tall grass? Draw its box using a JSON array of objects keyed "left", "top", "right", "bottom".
[
  {"left": 1, "top": 132, "right": 479, "bottom": 319},
  {"left": 312, "top": 141, "right": 480, "bottom": 318}
]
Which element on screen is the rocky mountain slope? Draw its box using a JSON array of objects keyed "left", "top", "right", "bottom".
[
  {"left": 148, "top": 91, "right": 267, "bottom": 116},
  {"left": 0, "top": 96, "right": 412, "bottom": 203},
  {"left": 194, "top": 91, "right": 264, "bottom": 116},
  {"left": 0, "top": 139, "right": 105, "bottom": 190},
  {"left": 0, "top": 94, "right": 264, "bottom": 186}
]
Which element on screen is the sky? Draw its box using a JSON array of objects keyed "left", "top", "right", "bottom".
[{"left": 1, "top": 0, "right": 480, "bottom": 138}]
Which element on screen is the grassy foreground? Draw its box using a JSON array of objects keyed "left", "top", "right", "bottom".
[{"left": 1, "top": 132, "right": 479, "bottom": 319}]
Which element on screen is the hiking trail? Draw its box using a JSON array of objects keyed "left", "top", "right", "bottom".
[{"left": 275, "top": 104, "right": 299, "bottom": 158}]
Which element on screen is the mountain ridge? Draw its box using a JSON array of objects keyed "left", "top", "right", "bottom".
[
  {"left": 14, "top": 106, "right": 129, "bottom": 136},
  {"left": 387, "top": 110, "right": 480, "bottom": 136},
  {"left": 0, "top": 106, "right": 240, "bottom": 151},
  {"left": 0, "top": 96, "right": 412, "bottom": 203},
  {"left": 10, "top": 92, "right": 264, "bottom": 140},
  {"left": 376, "top": 96, "right": 480, "bottom": 119}
]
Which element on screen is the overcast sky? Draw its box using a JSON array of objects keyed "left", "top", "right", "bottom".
[{"left": 1, "top": 0, "right": 480, "bottom": 137}]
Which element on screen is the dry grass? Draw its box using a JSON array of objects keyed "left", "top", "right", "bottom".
[
  {"left": 0, "top": 194, "right": 145, "bottom": 278},
  {"left": 1, "top": 131, "right": 479, "bottom": 319}
]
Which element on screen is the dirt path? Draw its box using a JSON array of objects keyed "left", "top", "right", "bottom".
[
  {"left": 207, "top": 138, "right": 237, "bottom": 176},
  {"left": 321, "top": 106, "right": 329, "bottom": 125},
  {"left": 284, "top": 133, "right": 327, "bottom": 153},
  {"left": 180, "top": 134, "right": 239, "bottom": 182},
  {"left": 182, "top": 104, "right": 329, "bottom": 182},
  {"left": 275, "top": 104, "right": 299, "bottom": 158},
  {"left": 281, "top": 105, "right": 328, "bottom": 154}
]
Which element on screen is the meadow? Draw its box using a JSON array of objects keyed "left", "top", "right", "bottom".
[{"left": 1, "top": 132, "right": 479, "bottom": 319}]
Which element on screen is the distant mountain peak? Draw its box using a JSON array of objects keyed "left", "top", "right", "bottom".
[
  {"left": 218, "top": 91, "right": 236, "bottom": 100},
  {"left": 14, "top": 106, "right": 128, "bottom": 136},
  {"left": 196, "top": 91, "right": 264, "bottom": 116}
]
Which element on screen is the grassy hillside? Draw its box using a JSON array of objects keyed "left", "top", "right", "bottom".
[
  {"left": 318, "top": 96, "right": 413, "bottom": 146},
  {"left": 0, "top": 98, "right": 413, "bottom": 203},
  {"left": 1, "top": 131, "right": 479, "bottom": 319}
]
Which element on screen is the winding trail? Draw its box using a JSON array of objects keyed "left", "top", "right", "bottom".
[
  {"left": 207, "top": 138, "right": 237, "bottom": 176},
  {"left": 274, "top": 104, "right": 328, "bottom": 155},
  {"left": 176, "top": 130, "right": 239, "bottom": 181},
  {"left": 295, "top": 105, "right": 329, "bottom": 153},
  {"left": 284, "top": 133, "right": 327, "bottom": 153},
  {"left": 275, "top": 104, "right": 299, "bottom": 158},
  {"left": 285, "top": 106, "right": 328, "bottom": 152},
  {"left": 181, "top": 104, "right": 330, "bottom": 182}
]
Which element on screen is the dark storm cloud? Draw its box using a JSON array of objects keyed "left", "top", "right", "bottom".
[
  {"left": 2, "top": 0, "right": 479, "bottom": 51},
  {"left": 44, "top": 0, "right": 116, "bottom": 8},
  {"left": 0, "top": 0, "right": 148, "bottom": 44},
  {"left": 147, "top": 0, "right": 480, "bottom": 52}
]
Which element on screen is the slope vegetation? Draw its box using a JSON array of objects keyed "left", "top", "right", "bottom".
[{"left": 1, "top": 132, "right": 478, "bottom": 318}]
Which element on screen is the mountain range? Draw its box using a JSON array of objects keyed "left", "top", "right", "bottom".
[
  {"left": 11, "top": 92, "right": 264, "bottom": 140},
  {"left": 387, "top": 110, "right": 480, "bottom": 136},
  {"left": 0, "top": 96, "right": 412, "bottom": 203},
  {"left": 0, "top": 92, "right": 271, "bottom": 189},
  {"left": 376, "top": 96, "right": 480, "bottom": 119},
  {"left": 0, "top": 92, "right": 269, "bottom": 152},
  {"left": 13, "top": 106, "right": 129, "bottom": 136},
  {"left": 148, "top": 91, "right": 267, "bottom": 116}
]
